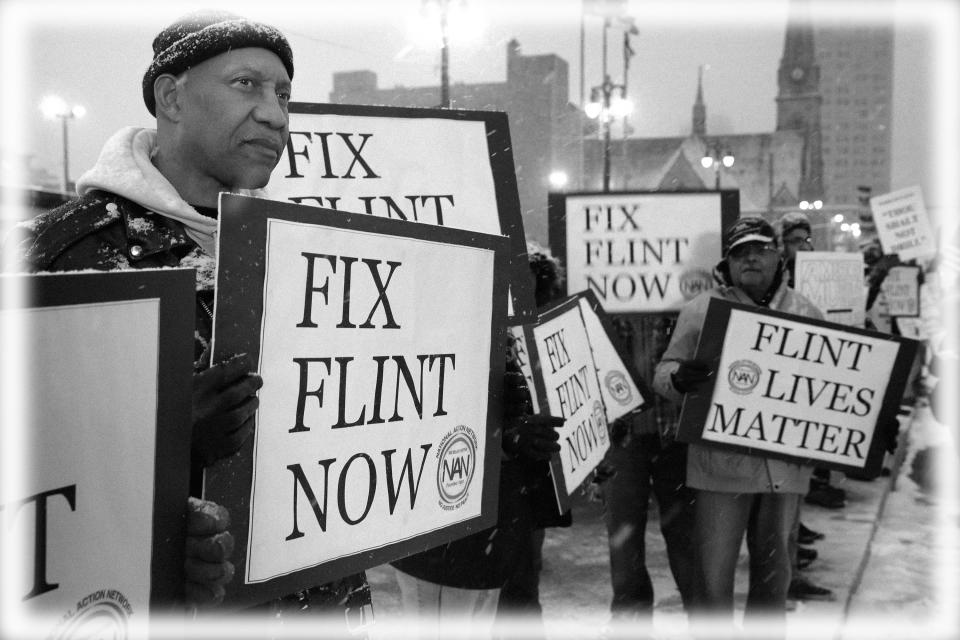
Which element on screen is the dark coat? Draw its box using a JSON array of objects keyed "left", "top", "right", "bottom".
[{"left": 8, "top": 188, "right": 372, "bottom": 620}]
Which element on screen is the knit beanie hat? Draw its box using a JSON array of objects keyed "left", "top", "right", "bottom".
[
  {"left": 776, "top": 211, "right": 812, "bottom": 243},
  {"left": 142, "top": 10, "right": 294, "bottom": 116},
  {"left": 723, "top": 216, "right": 776, "bottom": 255}
]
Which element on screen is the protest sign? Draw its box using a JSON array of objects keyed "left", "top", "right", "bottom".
[
  {"left": 870, "top": 186, "right": 936, "bottom": 260},
  {"left": 0, "top": 270, "right": 194, "bottom": 637},
  {"left": 575, "top": 289, "right": 649, "bottom": 422},
  {"left": 522, "top": 297, "right": 610, "bottom": 513},
  {"left": 794, "top": 251, "right": 866, "bottom": 327},
  {"left": 677, "top": 298, "right": 918, "bottom": 478},
  {"left": 205, "top": 194, "right": 508, "bottom": 607},
  {"left": 548, "top": 190, "right": 738, "bottom": 313},
  {"left": 880, "top": 265, "right": 921, "bottom": 317},
  {"left": 268, "top": 102, "right": 535, "bottom": 321}
]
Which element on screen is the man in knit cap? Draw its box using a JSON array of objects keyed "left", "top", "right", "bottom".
[{"left": 6, "top": 11, "right": 370, "bottom": 626}]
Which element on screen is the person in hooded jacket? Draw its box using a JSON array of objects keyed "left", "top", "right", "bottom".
[
  {"left": 653, "top": 217, "right": 822, "bottom": 636},
  {"left": 4, "top": 10, "right": 370, "bottom": 629}
]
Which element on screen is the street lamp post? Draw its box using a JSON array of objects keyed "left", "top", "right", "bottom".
[
  {"left": 438, "top": 0, "right": 450, "bottom": 108},
  {"left": 586, "top": 75, "right": 631, "bottom": 192},
  {"left": 40, "top": 95, "right": 85, "bottom": 194},
  {"left": 700, "top": 142, "right": 734, "bottom": 190}
]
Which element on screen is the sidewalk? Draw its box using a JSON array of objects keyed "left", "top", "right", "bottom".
[{"left": 364, "top": 402, "right": 957, "bottom": 639}]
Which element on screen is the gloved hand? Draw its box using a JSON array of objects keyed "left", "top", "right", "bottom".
[
  {"left": 882, "top": 417, "right": 902, "bottom": 454},
  {"left": 670, "top": 359, "right": 713, "bottom": 394},
  {"left": 503, "top": 414, "right": 564, "bottom": 460},
  {"left": 184, "top": 497, "right": 235, "bottom": 608},
  {"left": 608, "top": 417, "right": 632, "bottom": 448},
  {"left": 584, "top": 461, "right": 618, "bottom": 503},
  {"left": 192, "top": 353, "right": 263, "bottom": 467}
]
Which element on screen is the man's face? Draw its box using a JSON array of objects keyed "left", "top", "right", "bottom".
[
  {"left": 782, "top": 227, "right": 814, "bottom": 261},
  {"left": 175, "top": 47, "right": 291, "bottom": 191},
  {"left": 727, "top": 241, "right": 780, "bottom": 296}
]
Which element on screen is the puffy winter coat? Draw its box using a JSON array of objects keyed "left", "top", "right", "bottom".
[{"left": 654, "top": 279, "right": 823, "bottom": 494}]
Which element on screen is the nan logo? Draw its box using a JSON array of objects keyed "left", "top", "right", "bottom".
[
  {"left": 50, "top": 588, "right": 133, "bottom": 640},
  {"left": 436, "top": 426, "right": 478, "bottom": 511},
  {"left": 727, "top": 360, "right": 762, "bottom": 395},
  {"left": 604, "top": 370, "right": 633, "bottom": 406}
]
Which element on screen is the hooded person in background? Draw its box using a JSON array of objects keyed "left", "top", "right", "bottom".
[
  {"left": 653, "top": 217, "right": 822, "bottom": 637},
  {"left": 5, "top": 11, "right": 370, "bottom": 626}
]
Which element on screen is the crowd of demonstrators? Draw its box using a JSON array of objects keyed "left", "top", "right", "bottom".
[
  {"left": 390, "top": 245, "right": 566, "bottom": 640},
  {"left": 653, "top": 217, "right": 823, "bottom": 638},
  {"left": 3, "top": 10, "right": 370, "bottom": 631},
  {"left": 5, "top": 10, "right": 943, "bottom": 640},
  {"left": 773, "top": 212, "right": 836, "bottom": 603}
]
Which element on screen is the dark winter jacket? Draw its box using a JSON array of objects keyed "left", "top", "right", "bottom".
[{"left": 390, "top": 348, "right": 571, "bottom": 590}]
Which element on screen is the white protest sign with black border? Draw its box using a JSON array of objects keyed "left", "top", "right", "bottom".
[
  {"left": 677, "top": 298, "right": 919, "bottom": 478},
  {"left": 575, "top": 288, "right": 650, "bottom": 422},
  {"left": 870, "top": 186, "right": 936, "bottom": 261},
  {"left": 204, "top": 194, "right": 508, "bottom": 607},
  {"left": 794, "top": 251, "right": 866, "bottom": 327},
  {"left": 547, "top": 190, "right": 738, "bottom": 313},
  {"left": 1, "top": 270, "right": 194, "bottom": 637},
  {"left": 880, "top": 265, "right": 921, "bottom": 318},
  {"left": 267, "top": 102, "right": 535, "bottom": 322},
  {"left": 522, "top": 296, "right": 610, "bottom": 514}
]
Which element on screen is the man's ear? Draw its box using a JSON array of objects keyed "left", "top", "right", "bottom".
[{"left": 153, "top": 74, "right": 182, "bottom": 121}]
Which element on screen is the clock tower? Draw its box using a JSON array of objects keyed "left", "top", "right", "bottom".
[{"left": 775, "top": 0, "right": 824, "bottom": 201}]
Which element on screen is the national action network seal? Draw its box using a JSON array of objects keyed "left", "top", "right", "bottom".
[{"left": 436, "top": 425, "right": 478, "bottom": 511}]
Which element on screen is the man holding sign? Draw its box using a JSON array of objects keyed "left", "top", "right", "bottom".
[
  {"left": 6, "top": 10, "right": 368, "bottom": 624},
  {"left": 653, "top": 218, "right": 822, "bottom": 632}
]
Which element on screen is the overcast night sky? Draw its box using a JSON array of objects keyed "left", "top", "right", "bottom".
[{"left": 1, "top": 0, "right": 956, "bottom": 214}]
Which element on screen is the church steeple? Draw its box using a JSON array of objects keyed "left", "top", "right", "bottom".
[
  {"left": 775, "top": 0, "right": 824, "bottom": 201},
  {"left": 692, "top": 65, "right": 706, "bottom": 137}
]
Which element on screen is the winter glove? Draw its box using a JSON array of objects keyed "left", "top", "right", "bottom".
[
  {"left": 184, "top": 497, "right": 235, "bottom": 608},
  {"left": 608, "top": 417, "right": 632, "bottom": 448},
  {"left": 882, "top": 417, "right": 902, "bottom": 454},
  {"left": 584, "top": 460, "right": 618, "bottom": 503},
  {"left": 192, "top": 353, "right": 263, "bottom": 467},
  {"left": 503, "top": 414, "right": 564, "bottom": 461},
  {"left": 670, "top": 359, "right": 713, "bottom": 394}
]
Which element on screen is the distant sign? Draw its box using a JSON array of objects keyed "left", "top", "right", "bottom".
[
  {"left": 677, "top": 298, "right": 919, "bottom": 478},
  {"left": 880, "top": 265, "right": 921, "bottom": 317},
  {"left": 522, "top": 297, "right": 610, "bottom": 513},
  {"left": 267, "top": 102, "right": 535, "bottom": 320},
  {"left": 870, "top": 186, "right": 936, "bottom": 260},
  {"left": 206, "top": 194, "right": 508, "bottom": 607},
  {"left": 548, "top": 191, "right": 738, "bottom": 313},
  {"left": 794, "top": 251, "right": 866, "bottom": 327},
  {"left": 0, "top": 270, "right": 194, "bottom": 637}
]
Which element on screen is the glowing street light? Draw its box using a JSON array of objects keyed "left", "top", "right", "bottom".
[
  {"left": 40, "top": 95, "right": 85, "bottom": 194},
  {"left": 410, "top": 0, "right": 483, "bottom": 108},
  {"left": 585, "top": 75, "right": 633, "bottom": 192},
  {"left": 701, "top": 142, "right": 734, "bottom": 190},
  {"left": 549, "top": 170, "right": 569, "bottom": 190}
]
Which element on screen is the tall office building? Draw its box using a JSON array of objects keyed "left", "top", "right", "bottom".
[{"left": 815, "top": 23, "right": 895, "bottom": 206}]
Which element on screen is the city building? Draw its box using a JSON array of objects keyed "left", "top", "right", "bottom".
[
  {"left": 329, "top": 39, "right": 586, "bottom": 245},
  {"left": 815, "top": 22, "right": 895, "bottom": 207}
]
